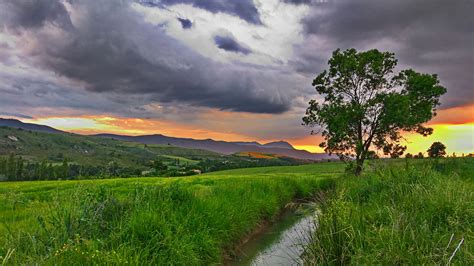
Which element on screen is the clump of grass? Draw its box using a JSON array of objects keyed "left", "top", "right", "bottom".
[
  {"left": 304, "top": 158, "right": 473, "bottom": 265},
  {"left": 2, "top": 185, "right": 129, "bottom": 264}
]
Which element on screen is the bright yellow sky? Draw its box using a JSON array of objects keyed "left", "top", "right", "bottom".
[
  {"left": 404, "top": 123, "right": 474, "bottom": 156},
  {"left": 23, "top": 105, "right": 474, "bottom": 155}
]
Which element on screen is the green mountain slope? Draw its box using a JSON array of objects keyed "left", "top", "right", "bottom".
[
  {"left": 0, "top": 126, "right": 221, "bottom": 167},
  {"left": 0, "top": 126, "right": 307, "bottom": 180}
]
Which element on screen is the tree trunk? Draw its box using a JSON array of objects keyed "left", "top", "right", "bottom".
[{"left": 355, "top": 158, "right": 364, "bottom": 176}]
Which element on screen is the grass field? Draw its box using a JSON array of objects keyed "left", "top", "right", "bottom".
[
  {"left": 2, "top": 159, "right": 472, "bottom": 265},
  {"left": 158, "top": 155, "right": 200, "bottom": 165},
  {"left": 0, "top": 162, "right": 343, "bottom": 264},
  {"left": 304, "top": 158, "right": 474, "bottom": 265}
]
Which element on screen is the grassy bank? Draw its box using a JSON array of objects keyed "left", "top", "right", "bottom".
[
  {"left": 304, "top": 158, "right": 473, "bottom": 264},
  {"left": 0, "top": 163, "right": 342, "bottom": 264}
]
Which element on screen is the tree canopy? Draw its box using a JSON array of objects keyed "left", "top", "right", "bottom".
[
  {"left": 427, "top": 142, "right": 447, "bottom": 158},
  {"left": 303, "top": 48, "right": 446, "bottom": 174}
]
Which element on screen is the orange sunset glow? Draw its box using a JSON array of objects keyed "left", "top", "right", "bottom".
[
  {"left": 24, "top": 116, "right": 257, "bottom": 142},
  {"left": 23, "top": 104, "right": 474, "bottom": 155}
]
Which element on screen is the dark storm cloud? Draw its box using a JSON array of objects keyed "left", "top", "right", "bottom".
[
  {"left": 298, "top": 0, "right": 474, "bottom": 109},
  {"left": 177, "top": 17, "right": 192, "bottom": 29},
  {"left": 0, "top": 0, "right": 72, "bottom": 30},
  {"left": 214, "top": 35, "right": 251, "bottom": 55},
  {"left": 0, "top": 0, "right": 291, "bottom": 114},
  {"left": 137, "top": 0, "right": 261, "bottom": 24}
]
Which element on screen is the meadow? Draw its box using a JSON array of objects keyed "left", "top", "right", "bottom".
[
  {"left": 0, "top": 162, "right": 342, "bottom": 264},
  {"left": 304, "top": 158, "right": 473, "bottom": 265},
  {"left": 1, "top": 158, "right": 472, "bottom": 265}
]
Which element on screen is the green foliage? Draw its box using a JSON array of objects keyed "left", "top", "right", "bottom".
[
  {"left": 0, "top": 127, "right": 306, "bottom": 181},
  {"left": 303, "top": 48, "right": 446, "bottom": 174},
  {"left": 304, "top": 158, "right": 473, "bottom": 264},
  {"left": 0, "top": 155, "right": 142, "bottom": 181},
  {"left": 0, "top": 163, "right": 343, "bottom": 264},
  {"left": 428, "top": 141, "right": 447, "bottom": 158}
]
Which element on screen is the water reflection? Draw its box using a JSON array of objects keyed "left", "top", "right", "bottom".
[{"left": 231, "top": 204, "right": 318, "bottom": 266}]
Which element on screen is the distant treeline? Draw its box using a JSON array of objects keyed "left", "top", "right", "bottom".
[
  {"left": 196, "top": 157, "right": 295, "bottom": 172},
  {"left": 0, "top": 154, "right": 302, "bottom": 182},
  {"left": 0, "top": 154, "right": 142, "bottom": 181}
]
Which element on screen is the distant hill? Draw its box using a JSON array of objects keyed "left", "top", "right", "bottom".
[
  {"left": 1, "top": 125, "right": 310, "bottom": 166},
  {"left": 95, "top": 134, "right": 332, "bottom": 161},
  {"left": 234, "top": 140, "right": 294, "bottom": 149},
  {"left": 0, "top": 126, "right": 219, "bottom": 167},
  {"left": 262, "top": 141, "right": 294, "bottom": 149},
  {"left": 0, "top": 118, "right": 333, "bottom": 161},
  {"left": 0, "top": 118, "right": 63, "bottom": 134}
]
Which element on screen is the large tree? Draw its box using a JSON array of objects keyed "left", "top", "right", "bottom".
[{"left": 303, "top": 49, "right": 446, "bottom": 175}]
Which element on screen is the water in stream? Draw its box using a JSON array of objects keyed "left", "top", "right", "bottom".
[{"left": 229, "top": 204, "right": 317, "bottom": 266}]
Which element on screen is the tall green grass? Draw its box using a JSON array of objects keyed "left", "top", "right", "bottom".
[
  {"left": 0, "top": 163, "right": 341, "bottom": 264},
  {"left": 304, "top": 158, "right": 473, "bottom": 264}
]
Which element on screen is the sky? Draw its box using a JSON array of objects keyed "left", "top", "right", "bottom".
[{"left": 0, "top": 0, "right": 473, "bottom": 155}]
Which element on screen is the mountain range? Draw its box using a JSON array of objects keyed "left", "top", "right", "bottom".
[
  {"left": 0, "top": 118, "right": 332, "bottom": 160},
  {"left": 0, "top": 118, "right": 62, "bottom": 134}
]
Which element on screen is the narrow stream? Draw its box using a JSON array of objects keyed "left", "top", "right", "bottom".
[{"left": 229, "top": 203, "right": 317, "bottom": 266}]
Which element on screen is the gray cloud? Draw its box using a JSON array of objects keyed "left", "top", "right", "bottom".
[
  {"left": 296, "top": 0, "right": 474, "bottom": 109},
  {"left": 0, "top": 112, "right": 33, "bottom": 119},
  {"left": 137, "top": 0, "right": 261, "bottom": 24},
  {"left": 214, "top": 35, "right": 251, "bottom": 54},
  {"left": 1, "top": 0, "right": 472, "bottom": 134},
  {"left": 0, "top": 0, "right": 294, "bottom": 114}
]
